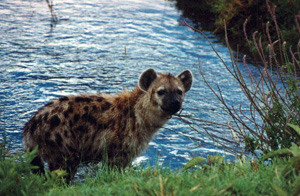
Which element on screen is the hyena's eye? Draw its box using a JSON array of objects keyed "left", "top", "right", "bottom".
[
  {"left": 177, "top": 89, "right": 183, "bottom": 95},
  {"left": 157, "top": 89, "right": 166, "bottom": 96}
]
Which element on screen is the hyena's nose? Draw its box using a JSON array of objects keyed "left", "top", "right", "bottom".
[{"left": 161, "top": 97, "right": 181, "bottom": 115}]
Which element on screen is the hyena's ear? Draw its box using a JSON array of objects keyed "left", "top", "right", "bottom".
[
  {"left": 139, "top": 68, "right": 157, "bottom": 92},
  {"left": 177, "top": 70, "right": 193, "bottom": 92}
]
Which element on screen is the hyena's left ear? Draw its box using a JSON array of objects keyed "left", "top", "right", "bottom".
[
  {"left": 139, "top": 68, "right": 157, "bottom": 92},
  {"left": 177, "top": 70, "right": 193, "bottom": 92}
]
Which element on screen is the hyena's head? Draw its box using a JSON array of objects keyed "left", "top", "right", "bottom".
[{"left": 139, "top": 68, "right": 193, "bottom": 115}]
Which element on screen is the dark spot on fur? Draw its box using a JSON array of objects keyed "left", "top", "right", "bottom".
[
  {"left": 117, "top": 104, "right": 122, "bottom": 110},
  {"left": 43, "top": 112, "right": 49, "bottom": 121},
  {"left": 59, "top": 96, "right": 69, "bottom": 102},
  {"left": 74, "top": 114, "right": 80, "bottom": 122},
  {"left": 75, "top": 97, "right": 91, "bottom": 103},
  {"left": 51, "top": 107, "right": 62, "bottom": 114},
  {"left": 49, "top": 115, "right": 61, "bottom": 130},
  {"left": 101, "top": 101, "right": 111, "bottom": 111},
  {"left": 29, "top": 119, "right": 37, "bottom": 134},
  {"left": 45, "top": 132, "right": 51, "bottom": 139},
  {"left": 92, "top": 105, "right": 98, "bottom": 111},
  {"left": 97, "top": 123, "right": 109, "bottom": 130},
  {"left": 75, "top": 125, "right": 87, "bottom": 133},
  {"left": 63, "top": 106, "right": 74, "bottom": 118},
  {"left": 64, "top": 130, "right": 68, "bottom": 137},
  {"left": 69, "top": 120, "right": 73, "bottom": 128},
  {"left": 55, "top": 133, "right": 63, "bottom": 147},
  {"left": 45, "top": 138, "right": 57, "bottom": 148},
  {"left": 82, "top": 113, "right": 97, "bottom": 125},
  {"left": 96, "top": 97, "right": 104, "bottom": 102},
  {"left": 84, "top": 106, "right": 89, "bottom": 112},
  {"left": 67, "top": 145, "right": 77, "bottom": 153},
  {"left": 129, "top": 119, "right": 135, "bottom": 131},
  {"left": 123, "top": 107, "right": 129, "bottom": 115},
  {"left": 129, "top": 110, "right": 135, "bottom": 118}
]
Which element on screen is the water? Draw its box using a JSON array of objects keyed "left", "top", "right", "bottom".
[{"left": 1, "top": 0, "right": 260, "bottom": 169}]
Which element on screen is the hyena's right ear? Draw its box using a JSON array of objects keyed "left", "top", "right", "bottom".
[{"left": 139, "top": 68, "right": 157, "bottom": 92}]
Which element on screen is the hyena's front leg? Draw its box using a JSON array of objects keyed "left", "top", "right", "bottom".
[
  {"left": 30, "top": 154, "right": 45, "bottom": 174},
  {"left": 48, "top": 157, "right": 80, "bottom": 182}
]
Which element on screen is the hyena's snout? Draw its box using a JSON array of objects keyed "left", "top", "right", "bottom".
[{"left": 161, "top": 94, "right": 182, "bottom": 115}]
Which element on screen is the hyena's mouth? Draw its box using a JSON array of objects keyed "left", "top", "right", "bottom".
[{"left": 160, "top": 104, "right": 181, "bottom": 115}]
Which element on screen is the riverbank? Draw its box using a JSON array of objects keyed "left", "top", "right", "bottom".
[{"left": 173, "top": 0, "right": 300, "bottom": 65}]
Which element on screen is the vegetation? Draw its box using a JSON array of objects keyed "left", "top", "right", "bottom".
[
  {"left": 0, "top": 145, "right": 299, "bottom": 196},
  {"left": 173, "top": 0, "right": 300, "bottom": 61},
  {"left": 0, "top": 143, "right": 60, "bottom": 196},
  {"left": 45, "top": 157, "right": 300, "bottom": 196},
  {"left": 209, "top": 0, "right": 300, "bottom": 47}
]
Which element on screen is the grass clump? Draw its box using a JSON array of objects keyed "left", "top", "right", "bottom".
[{"left": 0, "top": 146, "right": 62, "bottom": 196}]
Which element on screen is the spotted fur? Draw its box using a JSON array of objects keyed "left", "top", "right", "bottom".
[{"left": 23, "top": 68, "right": 193, "bottom": 181}]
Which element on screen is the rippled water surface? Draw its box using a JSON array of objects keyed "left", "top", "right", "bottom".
[{"left": 1, "top": 0, "right": 259, "bottom": 168}]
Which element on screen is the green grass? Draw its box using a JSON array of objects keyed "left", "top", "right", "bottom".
[
  {"left": 44, "top": 159, "right": 296, "bottom": 196},
  {"left": 0, "top": 145, "right": 298, "bottom": 196},
  {"left": 0, "top": 146, "right": 297, "bottom": 195}
]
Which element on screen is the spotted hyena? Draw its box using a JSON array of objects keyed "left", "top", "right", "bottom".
[{"left": 23, "top": 68, "right": 193, "bottom": 181}]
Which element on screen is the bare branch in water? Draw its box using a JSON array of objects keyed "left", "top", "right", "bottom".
[{"left": 45, "top": 0, "right": 58, "bottom": 23}]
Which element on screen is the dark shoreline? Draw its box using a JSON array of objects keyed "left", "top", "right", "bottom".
[{"left": 171, "top": 0, "right": 300, "bottom": 66}]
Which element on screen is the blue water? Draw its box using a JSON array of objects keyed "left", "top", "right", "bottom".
[{"left": 0, "top": 0, "right": 260, "bottom": 169}]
